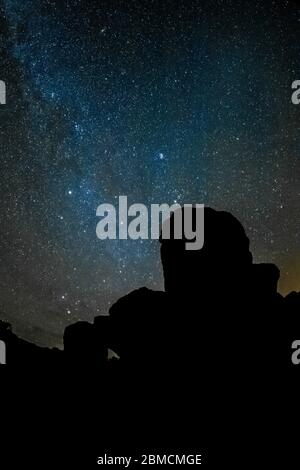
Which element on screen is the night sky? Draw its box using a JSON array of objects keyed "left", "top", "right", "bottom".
[{"left": 0, "top": 0, "right": 299, "bottom": 347}]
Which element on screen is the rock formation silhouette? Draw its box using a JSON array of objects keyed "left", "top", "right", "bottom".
[
  {"left": 0, "top": 206, "right": 298, "bottom": 375},
  {"left": 1, "top": 206, "right": 299, "bottom": 466},
  {"left": 108, "top": 207, "right": 297, "bottom": 379},
  {"left": 0, "top": 319, "right": 61, "bottom": 365},
  {"left": 105, "top": 206, "right": 300, "bottom": 465}
]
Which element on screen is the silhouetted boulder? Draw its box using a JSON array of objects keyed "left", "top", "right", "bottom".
[
  {"left": 93, "top": 314, "right": 109, "bottom": 363},
  {"left": 160, "top": 207, "right": 253, "bottom": 297},
  {"left": 0, "top": 320, "right": 61, "bottom": 365},
  {"left": 64, "top": 321, "right": 95, "bottom": 365},
  {"left": 109, "top": 287, "right": 168, "bottom": 368},
  {"left": 285, "top": 291, "right": 300, "bottom": 310}
]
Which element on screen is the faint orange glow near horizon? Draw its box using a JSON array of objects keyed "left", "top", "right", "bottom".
[{"left": 278, "top": 255, "right": 300, "bottom": 296}]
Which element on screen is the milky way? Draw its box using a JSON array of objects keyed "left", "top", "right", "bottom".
[{"left": 0, "top": 0, "right": 299, "bottom": 346}]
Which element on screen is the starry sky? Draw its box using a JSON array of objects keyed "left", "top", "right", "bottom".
[{"left": 0, "top": 0, "right": 299, "bottom": 347}]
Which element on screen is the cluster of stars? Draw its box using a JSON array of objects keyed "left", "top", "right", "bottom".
[{"left": 0, "top": 0, "right": 299, "bottom": 347}]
